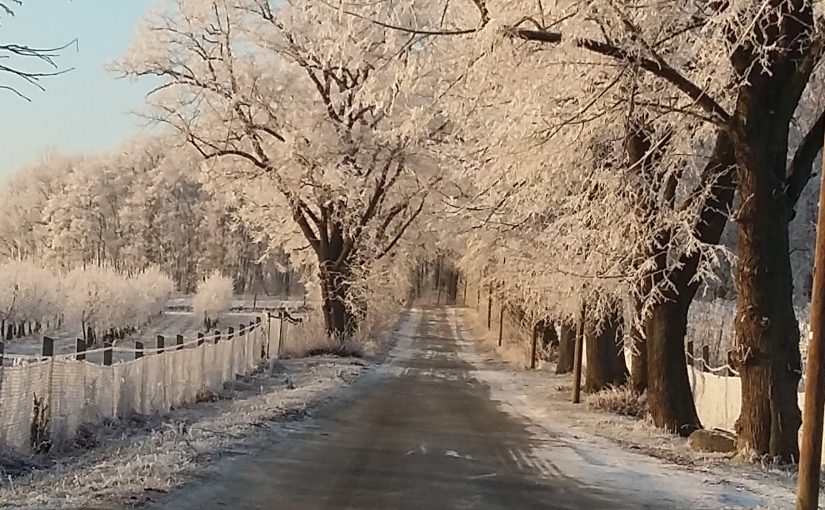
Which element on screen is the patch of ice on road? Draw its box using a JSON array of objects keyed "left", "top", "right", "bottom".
[
  {"left": 467, "top": 473, "right": 497, "bottom": 480},
  {"left": 445, "top": 450, "right": 474, "bottom": 461}
]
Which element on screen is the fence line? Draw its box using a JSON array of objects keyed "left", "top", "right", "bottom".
[{"left": 0, "top": 312, "right": 304, "bottom": 454}]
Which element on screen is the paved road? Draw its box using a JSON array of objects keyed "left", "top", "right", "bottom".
[{"left": 146, "top": 307, "right": 685, "bottom": 510}]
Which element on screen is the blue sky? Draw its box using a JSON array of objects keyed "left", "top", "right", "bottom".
[{"left": 0, "top": 0, "right": 156, "bottom": 175}]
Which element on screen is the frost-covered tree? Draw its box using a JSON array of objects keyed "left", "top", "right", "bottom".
[
  {"left": 60, "top": 265, "right": 175, "bottom": 345},
  {"left": 0, "top": 136, "right": 290, "bottom": 293},
  {"left": 134, "top": 266, "right": 175, "bottom": 320},
  {"left": 0, "top": 260, "right": 58, "bottom": 338},
  {"left": 381, "top": 0, "right": 825, "bottom": 459},
  {"left": 405, "top": 1, "right": 730, "bottom": 437},
  {"left": 118, "top": 0, "right": 443, "bottom": 338}
]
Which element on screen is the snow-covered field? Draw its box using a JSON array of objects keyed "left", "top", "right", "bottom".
[
  {"left": 0, "top": 355, "right": 369, "bottom": 509},
  {"left": 453, "top": 306, "right": 800, "bottom": 510}
]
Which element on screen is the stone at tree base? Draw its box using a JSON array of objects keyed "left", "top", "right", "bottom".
[{"left": 688, "top": 428, "right": 736, "bottom": 453}]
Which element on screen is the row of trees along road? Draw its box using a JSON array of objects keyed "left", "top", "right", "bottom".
[
  {"left": 7, "top": 0, "right": 825, "bottom": 470},
  {"left": 335, "top": 0, "right": 825, "bottom": 464}
]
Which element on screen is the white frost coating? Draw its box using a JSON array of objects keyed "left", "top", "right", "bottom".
[
  {"left": 192, "top": 271, "right": 233, "bottom": 324},
  {"left": 61, "top": 265, "right": 176, "bottom": 341},
  {"left": 0, "top": 260, "right": 58, "bottom": 327}
]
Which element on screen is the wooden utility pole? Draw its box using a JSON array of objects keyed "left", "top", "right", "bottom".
[
  {"left": 797, "top": 153, "right": 825, "bottom": 510},
  {"left": 436, "top": 256, "right": 443, "bottom": 305},
  {"left": 487, "top": 288, "right": 493, "bottom": 329},
  {"left": 572, "top": 303, "right": 585, "bottom": 404}
]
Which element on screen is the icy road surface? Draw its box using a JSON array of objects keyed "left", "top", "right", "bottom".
[{"left": 147, "top": 307, "right": 769, "bottom": 510}]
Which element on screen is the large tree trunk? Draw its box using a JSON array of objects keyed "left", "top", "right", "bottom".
[
  {"left": 644, "top": 132, "right": 735, "bottom": 436},
  {"left": 320, "top": 267, "right": 355, "bottom": 339},
  {"left": 584, "top": 309, "right": 627, "bottom": 392},
  {"left": 319, "top": 257, "right": 357, "bottom": 340},
  {"left": 540, "top": 319, "right": 559, "bottom": 349},
  {"left": 732, "top": 143, "right": 801, "bottom": 462},
  {"left": 318, "top": 230, "right": 357, "bottom": 340},
  {"left": 645, "top": 294, "right": 701, "bottom": 436},
  {"left": 555, "top": 321, "right": 576, "bottom": 374}
]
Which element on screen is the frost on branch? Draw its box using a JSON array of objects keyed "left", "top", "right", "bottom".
[{"left": 116, "top": 0, "right": 447, "bottom": 337}]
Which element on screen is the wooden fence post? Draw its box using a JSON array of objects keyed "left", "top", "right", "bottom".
[
  {"left": 135, "top": 341, "right": 144, "bottom": 360},
  {"left": 498, "top": 305, "right": 505, "bottom": 347},
  {"left": 42, "top": 336, "right": 54, "bottom": 357},
  {"left": 214, "top": 331, "right": 221, "bottom": 344},
  {"left": 197, "top": 333, "right": 205, "bottom": 347},
  {"left": 487, "top": 291, "right": 493, "bottom": 329},
  {"left": 239, "top": 324, "right": 246, "bottom": 336},
  {"left": 176, "top": 334, "right": 184, "bottom": 351},
  {"left": 103, "top": 341, "right": 113, "bottom": 366},
  {"left": 530, "top": 321, "right": 539, "bottom": 370},
  {"left": 572, "top": 303, "right": 585, "bottom": 404},
  {"left": 436, "top": 257, "right": 443, "bottom": 305},
  {"left": 277, "top": 312, "right": 285, "bottom": 358},
  {"left": 157, "top": 335, "right": 165, "bottom": 355},
  {"left": 701, "top": 345, "right": 710, "bottom": 372},
  {"left": 76, "top": 339, "right": 86, "bottom": 361},
  {"left": 0, "top": 340, "right": 4, "bottom": 366},
  {"left": 228, "top": 327, "right": 234, "bottom": 339}
]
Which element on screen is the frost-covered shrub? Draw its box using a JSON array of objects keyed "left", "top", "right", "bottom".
[
  {"left": 0, "top": 260, "right": 59, "bottom": 332},
  {"left": 61, "top": 265, "right": 175, "bottom": 344},
  {"left": 193, "top": 271, "right": 233, "bottom": 327},
  {"left": 134, "top": 266, "right": 175, "bottom": 319},
  {"left": 587, "top": 386, "right": 648, "bottom": 419},
  {"left": 62, "top": 266, "right": 118, "bottom": 342}
]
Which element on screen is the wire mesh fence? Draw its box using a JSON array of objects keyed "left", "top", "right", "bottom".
[{"left": 0, "top": 312, "right": 305, "bottom": 454}]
